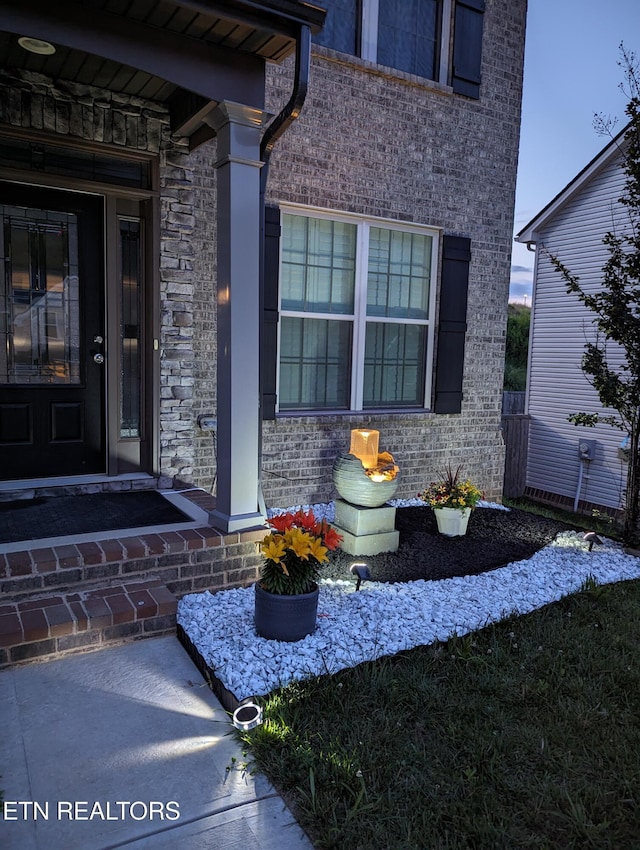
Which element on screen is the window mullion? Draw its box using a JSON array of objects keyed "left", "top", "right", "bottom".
[
  {"left": 439, "top": 0, "right": 453, "bottom": 85},
  {"left": 351, "top": 222, "right": 369, "bottom": 410},
  {"left": 361, "top": 0, "right": 379, "bottom": 62}
]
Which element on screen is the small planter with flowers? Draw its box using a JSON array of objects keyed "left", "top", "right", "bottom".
[
  {"left": 418, "top": 465, "right": 484, "bottom": 537},
  {"left": 255, "top": 509, "right": 343, "bottom": 641}
]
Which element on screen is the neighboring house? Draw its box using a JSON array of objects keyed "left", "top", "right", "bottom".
[
  {"left": 516, "top": 127, "right": 630, "bottom": 515},
  {"left": 0, "top": 0, "right": 527, "bottom": 533}
]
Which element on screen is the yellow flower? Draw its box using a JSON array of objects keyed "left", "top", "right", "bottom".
[
  {"left": 286, "top": 528, "right": 313, "bottom": 560},
  {"left": 308, "top": 537, "right": 328, "bottom": 564},
  {"left": 261, "top": 535, "right": 286, "bottom": 565}
]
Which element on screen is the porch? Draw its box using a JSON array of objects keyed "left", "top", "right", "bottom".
[{"left": 0, "top": 487, "right": 266, "bottom": 667}]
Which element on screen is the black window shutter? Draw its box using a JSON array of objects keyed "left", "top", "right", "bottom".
[
  {"left": 261, "top": 205, "right": 281, "bottom": 420},
  {"left": 452, "top": 0, "right": 485, "bottom": 99},
  {"left": 433, "top": 235, "right": 471, "bottom": 414}
]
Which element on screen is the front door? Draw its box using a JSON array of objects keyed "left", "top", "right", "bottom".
[{"left": 0, "top": 183, "right": 105, "bottom": 480}]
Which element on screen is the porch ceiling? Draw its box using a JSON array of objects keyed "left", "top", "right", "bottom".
[{"left": 0, "top": 0, "right": 325, "bottom": 147}]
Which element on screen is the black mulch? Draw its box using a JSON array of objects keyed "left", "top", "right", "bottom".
[
  {"left": 323, "top": 505, "right": 578, "bottom": 585},
  {"left": 0, "top": 490, "right": 190, "bottom": 544}
]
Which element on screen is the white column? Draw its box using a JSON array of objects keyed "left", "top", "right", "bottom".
[{"left": 207, "top": 101, "right": 268, "bottom": 533}]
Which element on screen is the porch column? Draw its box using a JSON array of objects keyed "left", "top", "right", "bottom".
[{"left": 207, "top": 101, "right": 268, "bottom": 533}]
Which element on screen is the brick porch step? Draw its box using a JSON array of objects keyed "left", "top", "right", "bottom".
[{"left": 0, "top": 579, "right": 177, "bottom": 667}]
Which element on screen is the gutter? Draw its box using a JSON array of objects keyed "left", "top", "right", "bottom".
[
  {"left": 260, "top": 23, "right": 311, "bottom": 192},
  {"left": 257, "top": 23, "right": 312, "bottom": 515}
]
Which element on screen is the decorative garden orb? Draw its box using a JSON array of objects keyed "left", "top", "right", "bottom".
[{"left": 332, "top": 453, "right": 399, "bottom": 508}]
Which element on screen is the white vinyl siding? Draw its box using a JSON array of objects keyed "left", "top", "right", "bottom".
[{"left": 526, "top": 152, "right": 629, "bottom": 510}]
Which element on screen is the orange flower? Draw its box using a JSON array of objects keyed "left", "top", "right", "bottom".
[
  {"left": 320, "top": 523, "right": 343, "bottom": 551},
  {"left": 291, "top": 509, "right": 319, "bottom": 531},
  {"left": 267, "top": 513, "right": 294, "bottom": 532}
]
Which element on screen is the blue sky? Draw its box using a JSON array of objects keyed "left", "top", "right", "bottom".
[{"left": 511, "top": 0, "right": 640, "bottom": 303}]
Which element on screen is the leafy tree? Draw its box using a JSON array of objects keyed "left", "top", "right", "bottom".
[
  {"left": 503, "top": 303, "right": 530, "bottom": 391},
  {"left": 549, "top": 46, "right": 640, "bottom": 546}
]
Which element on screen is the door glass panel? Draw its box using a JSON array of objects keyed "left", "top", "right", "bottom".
[
  {"left": 120, "top": 219, "right": 142, "bottom": 438},
  {"left": 1, "top": 206, "right": 80, "bottom": 384}
]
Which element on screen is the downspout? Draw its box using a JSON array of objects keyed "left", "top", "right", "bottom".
[
  {"left": 257, "top": 24, "right": 312, "bottom": 515},
  {"left": 260, "top": 24, "right": 311, "bottom": 192}
]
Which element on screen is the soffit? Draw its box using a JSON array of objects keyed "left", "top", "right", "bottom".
[{"left": 0, "top": 0, "right": 325, "bottom": 145}]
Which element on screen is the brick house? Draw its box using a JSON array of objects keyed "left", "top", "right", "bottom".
[
  {"left": 253, "top": 0, "right": 527, "bottom": 510},
  {"left": 1, "top": 0, "right": 526, "bottom": 526},
  {"left": 0, "top": 0, "right": 526, "bottom": 662}
]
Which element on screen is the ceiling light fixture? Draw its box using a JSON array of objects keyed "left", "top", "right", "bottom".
[{"left": 18, "top": 37, "right": 56, "bottom": 56}]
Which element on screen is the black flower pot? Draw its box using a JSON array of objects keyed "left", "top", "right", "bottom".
[{"left": 254, "top": 582, "right": 319, "bottom": 642}]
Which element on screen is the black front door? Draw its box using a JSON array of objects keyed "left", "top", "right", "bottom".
[{"left": 0, "top": 183, "right": 105, "bottom": 479}]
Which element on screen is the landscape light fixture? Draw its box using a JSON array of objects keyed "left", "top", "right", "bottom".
[
  {"left": 232, "top": 701, "right": 263, "bottom": 731},
  {"left": 18, "top": 36, "right": 56, "bottom": 55},
  {"left": 583, "top": 531, "right": 602, "bottom": 552},
  {"left": 350, "top": 562, "right": 372, "bottom": 591}
]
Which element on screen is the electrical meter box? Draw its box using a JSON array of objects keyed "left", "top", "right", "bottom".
[{"left": 578, "top": 440, "right": 596, "bottom": 461}]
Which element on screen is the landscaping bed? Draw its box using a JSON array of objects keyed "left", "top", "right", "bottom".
[
  {"left": 177, "top": 505, "right": 640, "bottom": 704},
  {"left": 323, "top": 504, "right": 575, "bottom": 584}
]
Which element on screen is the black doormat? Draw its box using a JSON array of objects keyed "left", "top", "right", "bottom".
[{"left": 0, "top": 490, "right": 192, "bottom": 545}]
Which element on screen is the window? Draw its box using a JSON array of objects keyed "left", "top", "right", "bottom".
[
  {"left": 277, "top": 209, "right": 438, "bottom": 412},
  {"left": 377, "top": 0, "right": 440, "bottom": 80},
  {"left": 313, "top": 0, "right": 484, "bottom": 97}
]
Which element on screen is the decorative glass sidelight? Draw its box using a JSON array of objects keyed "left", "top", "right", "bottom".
[
  {"left": 1, "top": 205, "right": 80, "bottom": 384},
  {"left": 119, "top": 218, "right": 142, "bottom": 438}
]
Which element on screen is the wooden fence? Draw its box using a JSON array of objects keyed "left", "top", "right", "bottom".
[
  {"left": 502, "top": 391, "right": 525, "bottom": 415},
  {"left": 501, "top": 392, "right": 529, "bottom": 499}
]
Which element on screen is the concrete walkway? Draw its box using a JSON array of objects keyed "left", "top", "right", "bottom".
[{"left": 0, "top": 637, "right": 313, "bottom": 849}]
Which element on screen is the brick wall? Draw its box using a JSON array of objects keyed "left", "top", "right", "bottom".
[{"left": 252, "top": 0, "right": 526, "bottom": 508}]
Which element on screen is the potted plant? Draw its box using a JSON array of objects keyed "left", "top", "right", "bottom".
[
  {"left": 418, "top": 465, "right": 483, "bottom": 536},
  {"left": 255, "top": 509, "right": 342, "bottom": 641}
]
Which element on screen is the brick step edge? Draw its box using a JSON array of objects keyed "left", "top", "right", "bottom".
[{"left": 0, "top": 579, "right": 177, "bottom": 667}]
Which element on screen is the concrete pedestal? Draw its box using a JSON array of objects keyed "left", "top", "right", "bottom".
[{"left": 332, "top": 499, "right": 399, "bottom": 555}]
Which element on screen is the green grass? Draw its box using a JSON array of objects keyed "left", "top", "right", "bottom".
[
  {"left": 504, "top": 496, "right": 621, "bottom": 540},
  {"left": 237, "top": 577, "right": 640, "bottom": 849}
]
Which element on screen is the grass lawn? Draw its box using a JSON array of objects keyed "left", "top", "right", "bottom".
[{"left": 236, "top": 575, "right": 640, "bottom": 849}]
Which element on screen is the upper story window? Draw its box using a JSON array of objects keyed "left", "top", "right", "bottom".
[
  {"left": 377, "top": 0, "right": 441, "bottom": 80},
  {"left": 277, "top": 208, "right": 439, "bottom": 412},
  {"left": 314, "top": 0, "right": 484, "bottom": 98}
]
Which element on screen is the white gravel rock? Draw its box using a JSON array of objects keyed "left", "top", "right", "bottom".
[{"left": 177, "top": 505, "right": 640, "bottom": 701}]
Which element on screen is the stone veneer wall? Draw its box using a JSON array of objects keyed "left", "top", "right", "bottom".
[
  {"left": 256, "top": 0, "right": 526, "bottom": 508},
  {"left": 189, "top": 139, "right": 218, "bottom": 492},
  {"left": 0, "top": 69, "right": 199, "bottom": 487}
]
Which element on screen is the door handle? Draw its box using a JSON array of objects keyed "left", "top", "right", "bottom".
[{"left": 93, "top": 353, "right": 105, "bottom": 365}]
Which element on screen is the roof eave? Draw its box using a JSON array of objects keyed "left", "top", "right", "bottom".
[
  {"left": 515, "top": 122, "right": 629, "bottom": 244},
  {"left": 174, "top": 0, "right": 327, "bottom": 39}
]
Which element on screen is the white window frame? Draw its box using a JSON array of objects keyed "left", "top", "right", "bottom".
[
  {"left": 277, "top": 203, "right": 440, "bottom": 414},
  {"left": 360, "top": 0, "right": 453, "bottom": 86}
]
